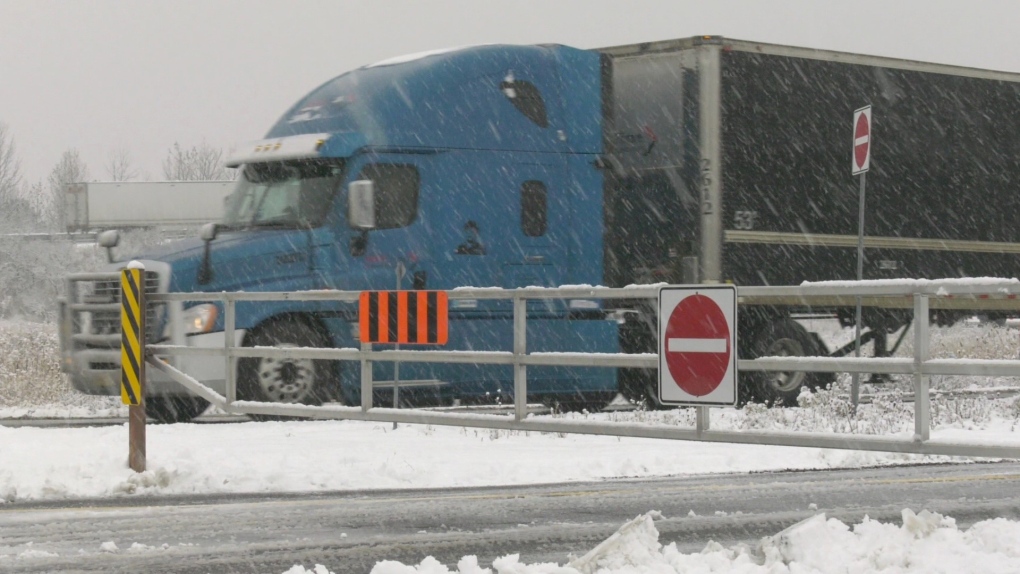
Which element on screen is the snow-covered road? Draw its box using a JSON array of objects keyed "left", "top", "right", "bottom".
[{"left": 3, "top": 460, "right": 1020, "bottom": 573}]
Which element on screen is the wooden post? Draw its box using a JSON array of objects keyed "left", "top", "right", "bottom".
[{"left": 129, "top": 401, "right": 146, "bottom": 472}]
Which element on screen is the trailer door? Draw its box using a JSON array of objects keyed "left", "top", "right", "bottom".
[{"left": 603, "top": 52, "right": 698, "bottom": 286}]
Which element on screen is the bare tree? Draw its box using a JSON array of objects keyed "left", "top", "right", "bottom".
[
  {"left": 47, "top": 149, "right": 90, "bottom": 231},
  {"left": 0, "top": 122, "right": 22, "bottom": 207},
  {"left": 162, "top": 141, "right": 232, "bottom": 181},
  {"left": 105, "top": 148, "right": 139, "bottom": 181},
  {"left": 0, "top": 186, "right": 45, "bottom": 233},
  {"left": 21, "top": 180, "right": 49, "bottom": 222},
  {"left": 0, "top": 124, "right": 40, "bottom": 232}
]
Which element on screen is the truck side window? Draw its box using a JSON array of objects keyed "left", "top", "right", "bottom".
[
  {"left": 521, "top": 180, "right": 547, "bottom": 237},
  {"left": 356, "top": 163, "right": 419, "bottom": 229},
  {"left": 500, "top": 79, "right": 548, "bottom": 128}
]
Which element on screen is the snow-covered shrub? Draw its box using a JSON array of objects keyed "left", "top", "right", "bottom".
[
  {"left": 607, "top": 407, "right": 695, "bottom": 427},
  {"left": 0, "top": 238, "right": 104, "bottom": 321},
  {"left": 0, "top": 320, "right": 69, "bottom": 407},
  {"left": 0, "top": 228, "right": 172, "bottom": 323},
  {"left": 0, "top": 320, "right": 123, "bottom": 414},
  {"left": 930, "top": 394, "right": 997, "bottom": 428}
]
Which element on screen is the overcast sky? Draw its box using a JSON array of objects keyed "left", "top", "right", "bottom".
[{"left": 2, "top": 0, "right": 1020, "bottom": 184}]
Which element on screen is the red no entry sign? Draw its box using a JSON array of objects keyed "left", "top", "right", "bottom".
[
  {"left": 664, "top": 294, "right": 730, "bottom": 395},
  {"left": 852, "top": 106, "right": 872, "bottom": 174},
  {"left": 658, "top": 286, "right": 738, "bottom": 407}
]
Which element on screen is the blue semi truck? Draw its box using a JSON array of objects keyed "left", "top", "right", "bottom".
[{"left": 60, "top": 37, "right": 1020, "bottom": 422}]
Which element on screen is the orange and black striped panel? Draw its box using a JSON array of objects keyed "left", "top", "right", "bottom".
[{"left": 359, "top": 291, "right": 448, "bottom": 345}]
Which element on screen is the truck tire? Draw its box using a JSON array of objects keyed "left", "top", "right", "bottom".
[
  {"left": 619, "top": 369, "right": 671, "bottom": 410},
  {"left": 541, "top": 391, "right": 615, "bottom": 414},
  {"left": 146, "top": 395, "right": 209, "bottom": 424},
  {"left": 746, "top": 319, "right": 823, "bottom": 406},
  {"left": 237, "top": 317, "right": 336, "bottom": 421},
  {"left": 617, "top": 305, "right": 672, "bottom": 410}
]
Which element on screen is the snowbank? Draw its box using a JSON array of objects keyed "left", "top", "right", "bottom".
[{"left": 281, "top": 509, "right": 1020, "bottom": 574}]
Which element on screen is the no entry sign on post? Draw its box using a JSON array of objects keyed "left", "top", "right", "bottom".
[
  {"left": 850, "top": 104, "right": 873, "bottom": 407},
  {"left": 852, "top": 105, "right": 872, "bottom": 175},
  {"left": 658, "top": 285, "right": 738, "bottom": 407}
]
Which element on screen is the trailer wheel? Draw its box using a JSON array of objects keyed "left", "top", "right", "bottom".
[
  {"left": 146, "top": 395, "right": 209, "bottom": 424},
  {"left": 747, "top": 319, "right": 822, "bottom": 406},
  {"left": 237, "top": 317, "right": 336, "bottom": 421}
]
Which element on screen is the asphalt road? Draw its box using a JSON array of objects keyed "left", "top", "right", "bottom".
[{"left": 2, "top": 461, "right": 1020, "bottom": 573}]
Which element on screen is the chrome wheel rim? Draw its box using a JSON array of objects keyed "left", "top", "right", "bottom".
[
  {"left": 256, "top": 344, "right": 315, "bottom": 403},
  {"left": 764, "top": 337, "right": 806, "bottom": 393}
]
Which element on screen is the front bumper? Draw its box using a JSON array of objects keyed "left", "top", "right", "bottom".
[
  {"left": 60, "top": 261, "right": 246, "bottom": 397},
  {"left": 66, "top": 329, "right": 247, "bottom": 396}
]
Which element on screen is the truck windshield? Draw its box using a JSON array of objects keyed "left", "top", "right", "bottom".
[{"left": 223, "top": 159, "right": 345, "bottom": 229}]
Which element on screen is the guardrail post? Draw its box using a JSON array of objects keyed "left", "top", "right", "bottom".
[
  {"left": 696, "top": 406, "right": 710, "bottom": 433},
  {"left": 913, "top": 293, "right": 930, "bottom": 442},
  {"left": 513, "top": 294, "right": 527, "bottom": 421},
  {"left": 393, "top": 264, "right": 405, "bottom": 430},
  {"left": 224, "top": 298, "right": 236, "bottom": 405},
  {"left": 361, "top": 342, "right": 373, "bottom": 411},
  {"left": 120, "top": 263, "right": 146, "bottom": 473},
  {"left": 392, "top": 340, "right": 401, "bottom": 430}
]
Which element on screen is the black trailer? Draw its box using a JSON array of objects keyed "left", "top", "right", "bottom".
[{"left": 599, "top": 36, "right": 1020, "bottom": 405}]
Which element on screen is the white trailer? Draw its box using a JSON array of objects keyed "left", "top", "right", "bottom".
[{"left": 64, "top": 181, "right": 234, "bottom": 231}]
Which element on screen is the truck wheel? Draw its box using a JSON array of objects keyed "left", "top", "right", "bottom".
[
  {"left": 146, "top": 395, "right": 209, "bottom": 424},
  {"left": 542, "top": 391, "right": 615, "bottom": 414},
  {"left": 237, "top": 318, "right": 335, "bottom": 420},
  {"left": 619, "top": 369, "right": 671, "bottom": 410},
  {"left": 747, "top": 319, "right": 821, "bottom": 406}
]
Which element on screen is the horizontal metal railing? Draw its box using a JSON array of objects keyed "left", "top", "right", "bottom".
[{"left": 62, "top": 273, "right": 1020, "bottom": 458}]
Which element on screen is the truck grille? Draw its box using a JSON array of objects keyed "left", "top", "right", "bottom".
[{"left": 71, "top": 271, "right": 165, "bottom": 353}]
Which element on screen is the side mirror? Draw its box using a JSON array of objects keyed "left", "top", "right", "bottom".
[
  {"left": 200, "top": 222, "right": 219, "bottom": 242},
  {"left": 97, "top": 229, "right": 120, "bottom": 263},
  {"left": 348, "top": 180, "right": 376, "bottom": 229},
  {"left": 197, "top": 223, "right": 218, "bottom": 285},
  {"left": 98, "top": 229, "right": 120, "bottom": 249}
]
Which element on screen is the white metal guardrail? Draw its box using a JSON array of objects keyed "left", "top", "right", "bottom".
[{"left": 68, "top": 275, "right": 1020, "bottom": 459}]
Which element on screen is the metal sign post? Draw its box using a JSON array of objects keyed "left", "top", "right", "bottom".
[
  {"left": 851, "top": 105, "right": 872, "bottom": 408},
  {"left": 120, "top": 262, "right": 147, "bottom": 473},
  {"left": 358, "top": 278, "right": 449, "bottom": 428},
  {"left": 393, "top": 262, "right": 405, "bottom": 430}
]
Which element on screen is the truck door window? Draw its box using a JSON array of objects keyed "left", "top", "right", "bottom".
[
  {"left": 356, "top": 163, "right": 419, "bottom": 229},
  {"left": 521, "top": 180, "right": 547, "bottom": 237},
  {"left": 500, "top": 78, "right": 548, "bottom": 128}
]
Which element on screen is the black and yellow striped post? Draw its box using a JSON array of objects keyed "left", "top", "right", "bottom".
[{"left": 120, "top": 264, "right": 146, "bottom": 473}]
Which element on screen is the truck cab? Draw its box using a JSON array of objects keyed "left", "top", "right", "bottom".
[{"left": 60, "top": 44, "right": 620, "bottom": 422}]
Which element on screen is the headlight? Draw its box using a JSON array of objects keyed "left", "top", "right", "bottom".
[{"left": 183, "top": 303, "right": 218, "bottom": 335}]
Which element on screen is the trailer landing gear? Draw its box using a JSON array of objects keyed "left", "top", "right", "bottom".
[{"left": 831, "top": 313, "right": 911, "bottom": 385}]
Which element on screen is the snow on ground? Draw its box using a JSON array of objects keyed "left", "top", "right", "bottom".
[
  {"left": 2, "top": 317, "right": 1015, "bottom": 504},
  {"left": 6, "top": 415, "right": 1020, "bottom": 573},
  {"left": 282, "top": 510, "right": 1020, "bottom": 574},
  {"left": 0, "top": 412, "right": 989, "bottom": 502},
  {"left": 3, "top": 320, "right": 1020, "bottom": 572}
]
